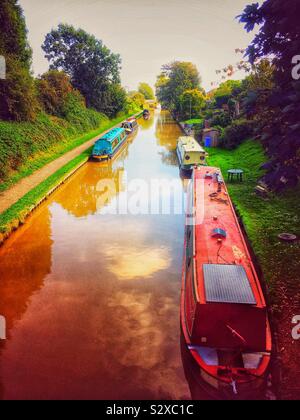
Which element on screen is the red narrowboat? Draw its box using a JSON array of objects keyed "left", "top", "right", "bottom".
[{"left": 181, "top": 166, "right": 272, "bottom": 399}]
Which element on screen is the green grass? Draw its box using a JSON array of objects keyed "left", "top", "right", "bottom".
[
  {"left": 0, "top": 146, "right": 92, "bottom": 242},
  {"left": 0, "top": 112, "right": 137, "bottom": 193},
  {"left": 207, "top": 139, "right": 300, "bottom": 305},
  {"left": 182, "top": 118, "right": 204, "bottom": 125}
]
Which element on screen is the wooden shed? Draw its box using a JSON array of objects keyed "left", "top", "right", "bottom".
[{"left": 202, "top": 128, "right": 220, "bottom": 148}]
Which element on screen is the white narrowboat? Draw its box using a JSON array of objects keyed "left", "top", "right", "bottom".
[{"left": 177, "top": 136, "right": 207, "bottom": 171}]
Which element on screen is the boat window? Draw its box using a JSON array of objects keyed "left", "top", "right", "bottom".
[
  {"left": 185, "top": 155, "right": 190, "bottom": 161},
  {"left": 242, "top": 353, "right": 263, "bottom": 369},
  {"left": 192, "top": 347, "right": 218, "bottom": 366},
  {"left": 193, "top": 348, "right": 265, "bottom": 370}
]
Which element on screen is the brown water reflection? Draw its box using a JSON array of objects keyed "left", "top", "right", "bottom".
[{"left": 0, "top": 111, "right": 192, "bottom": 400}]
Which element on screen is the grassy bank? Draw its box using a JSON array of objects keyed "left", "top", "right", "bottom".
[
  {"left": 0, "top": 146, "right": 92, "bottom": 243},
  {"left": 206, "top": 140, "right": 300, "bottom": 303},
  {"left": 207, "top": 139, "right": 300, "bottom": 399},
  {"left": 0, "top": 110, "right": 139, "bottom": 193}
]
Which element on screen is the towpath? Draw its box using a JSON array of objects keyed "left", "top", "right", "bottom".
[{"left": 0, "top": 117, "right": 135, "bottom": 214}]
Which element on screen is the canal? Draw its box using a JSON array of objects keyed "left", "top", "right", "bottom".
[{"left": 0, "top": 110, "right": 193, "bottom": 400}]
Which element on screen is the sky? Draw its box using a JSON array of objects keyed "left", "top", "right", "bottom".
[{"left": 20, "top": 0, "right": 261, "bottom": 92}]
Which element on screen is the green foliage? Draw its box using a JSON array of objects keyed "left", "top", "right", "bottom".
[
  {"left": 42, "top": 24, "right": 123, "bottom": 116},
  {"left": 183, "top": 118, "right": 204, "bottom": 125},
  {"left": 156, "top": 61, "right": 201, "bottom": 113},
  {"left": 37, "top": 70, "right": 83, "bottom": 117},
  {"left": 239, "top": 0, "right": 300, "bottom": 190},
  {"left": 210, "top": 111, "right": 231, "bottom": 128},
  {"left": 0, "top": 0, "right": 32, "bottom": 67},
  {"left": 128, "top": 91, "right": 145, "bottom": 109},
  {"left": 0, "top": 55, "right": 38, "bottom": 121},
  {"left": 0, "top": 108, "right": 106, "bottom": 183},
  {"left": 0, "top": 1, "right": 37, "bottom": 122},
  {"left": 61, "top": 94, "right": 105, "bottom": 130},
  {"left": 222, "top": 118, "right": 254, "bottom": 149},
  {"left": 213, "top": 80, "right": 242, "bottom": 108},
  {"left": 138, "top": 83, "right": 154, "bottom": 100},
  {"left": 105, "top": 84, "right": 127, "bottom": 118},
  {"left": 0, "top": 109, "right": 137, "bottom": 191},
  {"left": 178, "top": 89, "right": 205, "bottom": 121}
]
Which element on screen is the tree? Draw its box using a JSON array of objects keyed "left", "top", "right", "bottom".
[
  {"left": 239, "top": 0, "right": 300, "bottom": 190},
  {"left": 37, "top": 70, "right": 82, "bottom": 117},
  {"left": 156, "top": 62, "right": 201, "bottom": 113},
  {"left": 42, "top": 24, "right": 123, "bottom": 116},
  {"left": 138, "top": 83, "right": 154, "bottom": 100},
  {"left": 105, "top": 84, "right": 127, "bottom": 118},
  {"left": 128, "top": 91, "right": 145, "bottom": 109},
  {"left": 0, "top": 0, "right": 37, "bottom": 121},
  {"left": 240, "top": 60, "right": 275, "bottom": 121},
  {"left": 213, "top": 80, "right": 242, "bottom": 108},
  {"left": 155, "top": 73, "right": 171, "bottom": 109},
  {"left": 178, "top": 89, "right": 206, "bottom": 121},
  {"left": 0, "top": 0, "right": 32, "bottom": 68},
  {"left": 0, "top": 56, "right": 37, "bottom": 121}
]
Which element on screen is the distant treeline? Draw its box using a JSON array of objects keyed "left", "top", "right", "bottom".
[{"left": 0, "top": 1, "right": 155, "bottom": 183}]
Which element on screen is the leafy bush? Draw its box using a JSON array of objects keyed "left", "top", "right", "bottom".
[
  {"left": 213, "top": 80, "right": 242, "bottom": 109},
  {"left": 178, "top": 89, "right": 206, "bottom": 121},
  {"left": 222, "top": 119, "right": 254, "bottom": 149},
  {"left": 0, "top": 55, "right": 38, "bottom": 121},
  {"left": 0, "top": 107, "right": 108, "bottom": 182},
  {"left": 62, "top": 93, "right": 106, "bottom": 131},
  {"left": 211, "top": 111, "right": 231, "bottom": 128},
  {"left": 138, "top": 83, "right": 154, "bottom": 100},
  {"left": 128, "top": 91, "right": 145, "bottom": 109},
  {"left": 0, "top": 1, "right": 37, "bottom": 122},
  {"left": 42, "top": 24, "right": 123, "bottom": 116},
  {"left": 183, "top": 118, "right": 204, "bottom": 125},
  {"left": 37, "top": 70, "right": 81, "bottom": 117}
]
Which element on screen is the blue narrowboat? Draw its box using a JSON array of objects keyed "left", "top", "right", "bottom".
[{"left": 90, "top": 127, "right": 128, "bottom": 161}]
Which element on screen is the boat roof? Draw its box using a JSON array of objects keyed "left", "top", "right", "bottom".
[
  {"left": 189, "top": 167, "right": 269, "bottom": 351},
  {"left": 97, "top": 127, "right": 125, "bottom": 143},
  {"left": 178, "top": 137, "right": 205, "bottom": 152},
  {"left": 193, "top": 166, "right": 266, "bottom": 309},
  {"left": 123, "top": 119, "right": 137, "bottom": 125}
]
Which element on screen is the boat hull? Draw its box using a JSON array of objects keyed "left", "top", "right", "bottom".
[
  {"left": 180, "top": 166, "right": 272, "bottom": 400},
  {"left": 176, "top": 148, "right": 193, "bottom": 172}
]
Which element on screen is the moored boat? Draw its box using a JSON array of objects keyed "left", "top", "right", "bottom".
[
  {"left": 181, "top": 166, "right": 272, "bottom": 399},
  {"left": 121, "top": 117, "right": 139, "bottom": 134},
  {"left": 143, "top": 109, "right": 150, "bottom": 119},
  {"left": 177, "top": 136, "right": 207, "bottom": 172},
  {"left": 90, "top": 127, "right": 127, "bottom": 162}
]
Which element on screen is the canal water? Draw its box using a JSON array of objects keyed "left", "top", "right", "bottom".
[{"left": 0, "top": 110, "right": 194, "bottom": 400}]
